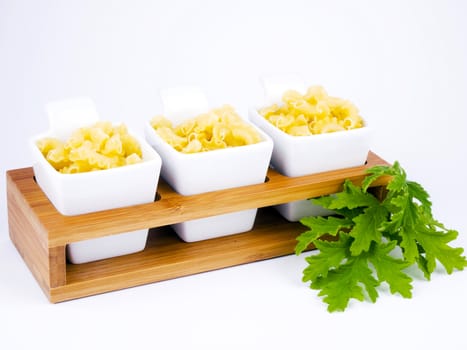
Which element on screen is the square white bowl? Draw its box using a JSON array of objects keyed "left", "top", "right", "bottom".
[
  {"left": 31, "top": 97, "right": 162, "bottom": 264},
  {"left": 31, "top": 129, "right": 162, "bottom": 263},
  {"left": 249, "top": 108, "right": 371, "bottom": 177},
  {"left": 144, "top": 121, "right": 273, "bottom": 242},
  {"left": 249, "top": 107, "right": 371, "bottom": 221},
  {"left": 31, "top": 131, "right": 162, "bottom": 215}
]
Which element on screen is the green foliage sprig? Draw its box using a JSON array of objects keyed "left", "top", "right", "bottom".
[{"left": 295, "top": 162, "right": 467, "bottom": 312}]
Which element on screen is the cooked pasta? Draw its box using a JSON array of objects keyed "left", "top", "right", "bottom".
[
  {"left": 37, "top": 122, "right": 143, "bottom": 174},
  {"left": 150, "top": 105, "right": 262, "bottom": 153},
  {"left": 259, "top": 86, "right": 364, "bottom": 136}
]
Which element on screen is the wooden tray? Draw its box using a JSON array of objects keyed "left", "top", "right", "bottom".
[{"left": 7, "top": 151, "right": 390, "bottom": 303}]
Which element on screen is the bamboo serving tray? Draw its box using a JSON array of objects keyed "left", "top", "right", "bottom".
[{"left": 7, "top": 151, "right": 390, "bottom": 303}]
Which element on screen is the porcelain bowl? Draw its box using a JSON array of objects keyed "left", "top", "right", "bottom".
[
  {"left": 31, "top": 108, "right": 162, "bottom": 264},
  {"left": 249, "top": 107, "right": 370, "bottom": 221},
  {"left": 144, "top": 121, "right": 273, "bottom": 242}
]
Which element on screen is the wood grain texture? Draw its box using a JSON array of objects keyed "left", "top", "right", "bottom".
[
  {"left": 7, "top": 171, "right": 66, "bottom": 295},
  {"left": 6, "top": 151, "right": 390, "bottom": 303},
  {"left": 53, "top": 208, "right": 317, "bottom": 302}
]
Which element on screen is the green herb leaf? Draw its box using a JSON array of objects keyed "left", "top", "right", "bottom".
[
  {"left": 415, "top": 226, "right": 466, "bottom": 275},
  {"left": 311, "top": 250, "right": 379, "bottom": 312},
  {"left": 328, "top": 180, "right": 380, "bottom": 209},
  {"left": 296, "top": 216, "right": 353, "bottom": 255},
  {"left": 368, "top": 241, "right": 413, "bottom": 298},
  {"left": 302, "top": 235, "right": 350, "bottom": 282},
  {"left": 407, "top": 181, "right": 432, "bottom": 215},
  {"left": 349, "top": 205, "right": 388, "bottom": 256}
]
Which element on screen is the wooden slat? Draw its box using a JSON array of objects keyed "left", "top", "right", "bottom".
[
  {"left": 51, "top": 208, "right": 310, "bottom": 302},
  {"left": 7, "top": 151, "right": 390, "bottom": 247}
]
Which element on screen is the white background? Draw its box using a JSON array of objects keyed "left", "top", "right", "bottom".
[{"left": 1, "top": 0, "right": 466, "bottom": 349}]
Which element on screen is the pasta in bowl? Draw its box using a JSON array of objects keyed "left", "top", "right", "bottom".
[
  {"left": 150, "top": 105, "right": 262, "bottom": 154},
  {"left": 259, "top": 86, "right": 364, "bottom": 136},
  {"left": 145, "top": 104, "right": 273, "bottom": 242},
  {"left": 31, "top": 98, "right": 162, "bottom": 263},
  {"left": 36, "top": 121, "right": 144, "bottom": 174},
  {"left": 249, "top": 84, "right": 371, "bottom": 221}
]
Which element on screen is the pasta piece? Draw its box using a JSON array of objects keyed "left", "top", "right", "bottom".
[
  {"left": 155, "top": 127, "right": 188, "bottom": 151},
  {"left": 150, "top": 115, "right": 173, "bottom": 129},
  {"left": 267, "top": 113, "right": 294, "bottom": 130},
  {"left": 258, "top": 104, "right": 281, "bottom": 119},
  {"left": 125, "top": 153, "right": 142, "bottom": 165},
  {"left": 102, "top": 134, "right": 123, "bottom": 157},
  {"left": 304, "top": 86, "right": 328, "bottom": 104},
  {"left": 45, "top": 143, "right": 71, "bottom": 171},
  {"left": 182, "top": 138, "right": 203, "bottom": 153},
  {"left": 121, "top": 133, "right": 143, "bottom": 158},
  {"left": 231, "top": 127, "right": 261, "bottom": 146},
  {"left": 37, "top": 137, "right": 64, "bottom": 157},
  {"left": 286, "top": 125, "right": 311, "bottom": 136},
  {"left": 94, "top": 121, "right": 114, "bottom": 136}
]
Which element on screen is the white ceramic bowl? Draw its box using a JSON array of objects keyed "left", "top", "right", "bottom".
[
  {"left": 144, "top": 120, "right": 273, "bottom": 242},
  {"left": 249, "top": 108, "right": 371, "bottom": 177},
  {"left": 249, "top": 107, "right": 371, "bottom": 221},
  {"left": 31, "top": 98, "right": 162, "bottom": 263},
  {"left": 274, "top": 199, "right": 336, "bottom": 222},
  {"left": 31, "top": 132, "right": 161, "bottom": 216}
]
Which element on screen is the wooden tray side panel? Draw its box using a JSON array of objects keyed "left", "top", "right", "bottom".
[{"left": 6, "top": 171, "right": 66, "bottom": 298}]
